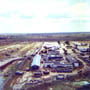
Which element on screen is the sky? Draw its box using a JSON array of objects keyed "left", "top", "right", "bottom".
[{"left": 0, "top": 0, "right": 90, "bottom": 33}]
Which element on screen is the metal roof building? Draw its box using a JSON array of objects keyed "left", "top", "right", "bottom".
[
  {"left": 31, "top": 54, "right": 41, "bottom": 70},
  {"left": 66, "top": 55, "right": 78, "bottom": 63}
]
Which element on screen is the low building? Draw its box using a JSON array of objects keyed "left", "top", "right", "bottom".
[
  {"left": 56, "top": 74, "right": 65, "bottom": 80},
  {"left": 55, "top": 63, "right": 74, "bottom": 73},
  {"left": 15, "top": 71, "right": 24, "bottom": 75},
  {"left": 80, "top": 56, "right": 90, "bottom": 66},
  {"left": 44, "top": 61, "right": 74, "bottom": 69},
  {"left": 48, "top": 50, "right": 60, "bottom": 55},
  {"left": 73, "top": 62, "right": 79, "bottom": 68},
  {"left": 47, "top": 54, "right": 63, "bottom": 61},
  {"left": 43, "top": 61, "right": 54, "bottom": 68},
  {"left": 77, "top": 46, "right": 88, "bottom": 52},
  {"left": 72, "top": 42, "right": 81, "bottom": 46},
  {"left": 33, "top": 72, "right": 42, "bottom": 78},
  {"left": 43, "top": 42, "right": 60, "bottom": 50},
  {"left": 81, "top": 43, "right": 88, "bottom": 46},
  {"left": 66, "top": 55, "right": 78, "bottom": 63},
  {"left": 43, "top": 71, "right": 50, "bottom": 75},
  {"left": 56, "top": 67, "right": 73, "bottom": 73},
  {"left": 31, "top": 54, "right": 41, "bottom": 70}
]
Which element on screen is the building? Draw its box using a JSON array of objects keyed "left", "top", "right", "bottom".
[
  {"left": 72, "top": 42, "right": 81, "bottom": 46},
  {"left": 47, "top": 54, "right": 63, "bottom": 61},
  {"left": 56, "top": 65, "right": 73, "bottom": 73},
  {"left": 33, "top": 72, "right": 42, "bottom": 78},
  {"left": 48, "top": 50, "right": 60, "bottom": 55},
  {"left": 31, "top": 54, "right": 41, "bottom": 70},
  {"left": 73, "top": 62, "right": 79, "bottom": 68},
  {"left": 66, "top": 55, "right": 78, "bottom": 63},
  {"left": 44, "top": 61, "right": 74, "bottom": 69},
  {"left": 80, "top": 56, "right": 90, "bottom": 66},
  {"left": 43, "top": 61, "right": 54, "bottom": 68},
  {"left": 56, "top": 74, "right": 65, "bottom": 80},
  {"left": 77, "top": 46, "right": 88, "bottom": 52},
  {"left": 43, "top": 42, "right": 60, "bottom": 49},
  {"left": 66, "top": 55, "right": 80, "bottom": 68}
]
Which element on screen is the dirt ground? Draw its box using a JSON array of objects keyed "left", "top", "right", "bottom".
[{"left": 0, "top": 41, "right": 90, "bottom": 90}]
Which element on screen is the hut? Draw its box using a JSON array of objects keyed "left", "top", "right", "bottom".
[{"left": 31, "top": 54, "right": 41, "bottom": 70}]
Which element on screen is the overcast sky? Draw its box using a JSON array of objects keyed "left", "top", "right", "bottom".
[{"left": 0, "top": 0, "right": 90, "bottom": 33}]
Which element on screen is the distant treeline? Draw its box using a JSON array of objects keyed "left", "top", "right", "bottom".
[{"left": 0, "top": 32, "right": 90, "bottom": 41}]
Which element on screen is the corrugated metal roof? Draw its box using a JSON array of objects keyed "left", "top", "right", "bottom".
[
  {"left": 31, "top": 54, "right": 41, "bottom": 67},
  {"left": 66, "top": 55, "right": 77, "bottom": 63}
]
